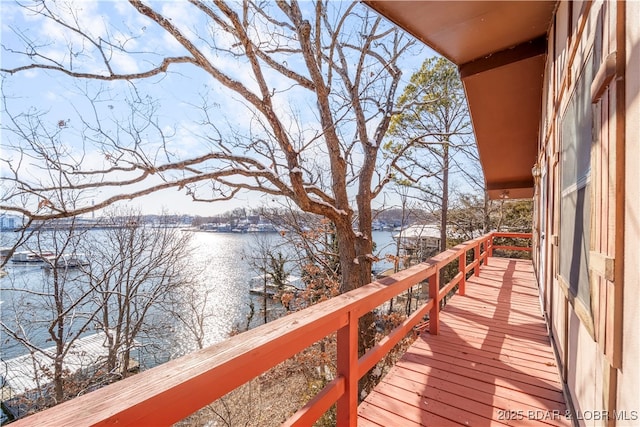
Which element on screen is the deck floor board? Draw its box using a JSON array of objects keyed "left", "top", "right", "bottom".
[{"left": 358, "top": 258, "right": 570, "bottom": 426}]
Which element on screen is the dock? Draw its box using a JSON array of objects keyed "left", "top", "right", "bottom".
[{"left": 1, "top": 331, "right": 139, "bottom": 421}]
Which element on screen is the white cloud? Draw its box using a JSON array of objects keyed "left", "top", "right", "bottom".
[
  {"left": 111, "top": 52, "right": 140, "bottom": 74},
  {"left": 161, "top": 31, "right": 184, "bottom": 52},
  {"left": 160, "top": 1, "right": 199, "bottom": 39},
  {"left": 23, "top": 70, "right": 39, "bottom": 79},
  {"left": 44, "top": 91, "right": 59, "bottom": 101},
  {"left": 113, "top": 1, "right": 132, "bottom": 17}
]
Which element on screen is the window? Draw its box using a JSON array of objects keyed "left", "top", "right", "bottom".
[{"left": 559, "top": 49, "right": 594, "bottom": 325}]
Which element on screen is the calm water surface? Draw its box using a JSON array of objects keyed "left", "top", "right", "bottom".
[{"left": 0, "top": 230, "right": 396, "bottom": 366}]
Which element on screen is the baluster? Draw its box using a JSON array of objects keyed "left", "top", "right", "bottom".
[
  {"left": 474, "top": 242, "right": 480, "bottom": 276},
  {"left": 459, "top": 251, "right": 466, "bottom": 296},
  {"left": 428, "top": 269, "right": 440, "bottom": 335},
  {"left": 336, "top": 311, "right": 358, "bottom": 425}
]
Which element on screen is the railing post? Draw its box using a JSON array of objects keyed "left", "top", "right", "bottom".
[
  {"left": 488, "top": 234, "right": 494, "bottom": 259},
  {"left": 483, "top": 236, "right": 490, "bottom": 266},
  {"left": 458, "top": 251, "right": 466, "bottom": 296},
  {"left": 474, "top": 242, "right": 480, "bottom": 276},
  {"left": 336, "top": 311, "right": 358, "bottom": 426},
  {"left": 429, "top": 269, "right": 440, "bottom": 335}
]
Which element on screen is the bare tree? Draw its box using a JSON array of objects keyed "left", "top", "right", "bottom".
[
  {"left": 262, "top": 207, "right": 339, "bottom": 275},
  {"left": 167, "top": 280, "right": 215, "bottom": 352},
  {"left": 0, "top": 220, "right": 99, "bottom": 406},
  {"left": 447, "top": 192, "right": 493, "bottom": 240},
  {"left": 244, "top": 232, "right": 291, "bottom": 324},
  {"left": 1, "top": 1, "right": 415, "bottom": 291},
  {"left": 83, "top": 209, "right": 195, "bottom": 375},
  {"left": 1, "top": 1, "right": 419, "bottom": 363},
  {"left": 1, "top": 211, "right": 197, "bottom": 416}
]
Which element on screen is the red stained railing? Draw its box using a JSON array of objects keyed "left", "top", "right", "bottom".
[{"left": 10, "top": 232, "right": 531, "bottom": 426}]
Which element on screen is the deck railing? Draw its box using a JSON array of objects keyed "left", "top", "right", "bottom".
[{"left": 10, "top": 232, "right": 532, "bottom": 426}]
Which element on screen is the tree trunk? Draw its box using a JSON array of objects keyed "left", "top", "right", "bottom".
[
  {"left": 263, "top": 276, "right": 268, "bottom": 324},
  {"left": 483, "top": 190, "right": 491, "bottom": 233},
  {"left": 440, "top": 141, "right": 450, "bottom": 252},
  {"left": 53, "top": 270, "right": 65, "bottom": 403},
  {"left": 103, "top": 307, "right": 118, "bottom": 374},
  {"left": 497, "top": 198, "right": 506, "bottom": 231},
  {"left": 335, "top": 220, "right": 359, "bottom": 294},
  {"left": 334, "top": 213, "right": 378, "bottom": 397},
  {"left": 54, "top": 351, "right": 64, "bottom": 403},
  {"left": 121, "top": 348, "right": 131, "bottom": 377}
]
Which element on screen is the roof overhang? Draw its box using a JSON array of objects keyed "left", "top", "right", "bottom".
[{"left": 364, "top": 1, "right": 558, "bottom": 199}]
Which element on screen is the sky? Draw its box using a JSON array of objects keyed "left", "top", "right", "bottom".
[{"left": 0, "top": 0, "right": 440, "bottom": 217}]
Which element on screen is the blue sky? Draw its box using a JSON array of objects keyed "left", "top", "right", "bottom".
[{"left": 0, "top": 1, "right": 437, "bottom": 217}]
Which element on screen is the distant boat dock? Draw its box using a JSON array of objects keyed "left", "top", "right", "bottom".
[{"left": 1, "top": 331, "right": 139, "bottom": 422}]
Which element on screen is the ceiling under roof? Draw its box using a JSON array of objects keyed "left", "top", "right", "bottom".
[{"left": 364, "top": 1, "right": 558, "bottom": 199}]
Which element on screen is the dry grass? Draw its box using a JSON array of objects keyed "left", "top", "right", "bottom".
[{"left": 175, "top": 354, "right": 330, "bottom": 427}]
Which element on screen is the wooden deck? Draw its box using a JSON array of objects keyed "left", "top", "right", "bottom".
[{"left": 358, "top": 257, "right": 570, "bottom": 427}]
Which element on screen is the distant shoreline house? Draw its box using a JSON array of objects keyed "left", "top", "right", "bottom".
[
  {"left": 0, "top": 215, "right": 16, "bottom": 232},
  {"left": 393, "top": 224, "right": 441, "bottom": 262}
]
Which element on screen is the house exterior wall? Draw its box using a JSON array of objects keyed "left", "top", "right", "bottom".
[
  {"left": 535, "top": 1, "right": 639, "bottom": 425},
  {"left": 619, "top": 0, "right": 640, "bottom": 418}
]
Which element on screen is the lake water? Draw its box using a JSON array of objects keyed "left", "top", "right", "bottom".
[{"left": 0, "top": 230, "right": 397, "bottom": 366}]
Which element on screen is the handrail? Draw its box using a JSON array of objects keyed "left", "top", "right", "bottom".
[
  {"left": 10, "top": 232, "right": 531, "bottom": 426},
  {"left": 491, "top": 231, "right": 534, "bottom": 253}
]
